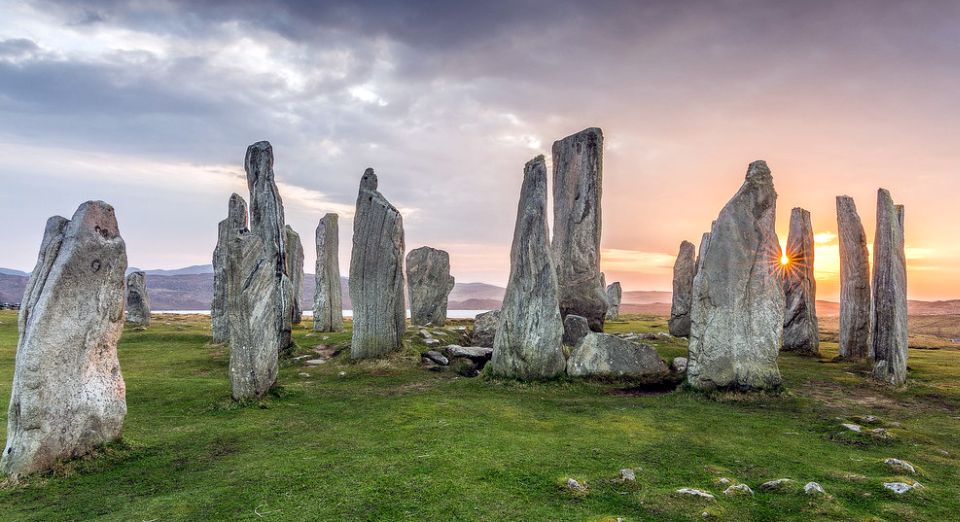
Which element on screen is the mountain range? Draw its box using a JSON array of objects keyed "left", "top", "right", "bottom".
[{"left": 2, "top": 266, "right": 959, "bottom": 315}]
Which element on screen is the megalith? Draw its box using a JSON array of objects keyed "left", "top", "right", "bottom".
[
  {"left": 605, "top": 282, "right": 622, "bottom": 320},
  {"left": 406, "top": 246, "right": 455, "bottom": 326},
  {"left": 211, "top": 194, "right": 248, "bottom": 344},
  {"left": 781, "top": 208, "right": 820, "bottom": 355},
  {"left": 314, "top": 213, "right": 343, "bottom": 332},
  {"left": 470, "top": 310, "right": 500, "bottom": 348},
  {"left": 871, "top": 189, "right": 908, "bottom": 385},
  {"left": 285, "top": 224, "right": 304, "bottom": 325},
  {"left": 669, "top": 241, "right": 696, "bottom": 337},
  {"left": 350, "top": 168, "right": 406, "bottom": 359},
  {"left": 2, "top": 201, "right": 127, "bottom": 478},
  {"left": 489, "top": 155, "right": 566, "bottom": 379},
  {"left": 225, "top": 141, "right": 293, "bottom": 400},
  {"left": 125, "top": 270, "right": 150, "bottom": 327},
  {"left": 687, "top": 161, "right": 784, "bottom": 391},
  {"left": 836, "top": 196, "right": 871, "bottom": 360},
  {"left": 552, "top": 127, "right": 608, "bottom": 331}
]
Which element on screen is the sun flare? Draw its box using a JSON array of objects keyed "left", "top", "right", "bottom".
[{"left": 780, "top": 254, "right": 790, "bottom": 266}]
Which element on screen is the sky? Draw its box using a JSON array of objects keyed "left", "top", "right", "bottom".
[{"left": 0, "top": 0, "right": 958, "bottom": 300}]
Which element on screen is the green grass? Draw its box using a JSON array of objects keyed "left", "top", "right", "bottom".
[{"left": 0, "top": 310, "right": 958, "bottom": 521}]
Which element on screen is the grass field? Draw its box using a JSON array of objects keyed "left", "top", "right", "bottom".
[{"left": 0, "top": 310, "right": 957, "bottom": 521}]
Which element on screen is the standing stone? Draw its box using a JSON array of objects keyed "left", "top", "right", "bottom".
[
  {"left": 2, "top": 202, "right": 127, "bottom": 478},
  {"left": 406, "top": 247, "right": 455, "bottom": 326},
  {"left": 781, "top": 208, "right": 820, "bottom": 355},
  {"left": 872, "top": 190, "right": 908, "bottom": 385},
  {"left": 552, "top": 127, "right": 608, "bottom": 331},
  {"left": 284, "top": 224, "right": 304, "bottom": 325},
  {"left": 687, "top": 161, "right": 784, "bottom": 391},
  {"left": 125, "top": 270, "right": 150, "bottom": 327},
  {"left": 226, "top": 141, "right": 293, "bottom": 400},
  {"left": 696, "top": 230, "right": 712, "bottom": 275},
  {"left": 350, "top": 168, "right": 406, "bottom": 359},
  {"left": 489, "top": 156, "right": 566, "bottom": 379},
  {"left": 605, "top": 282, "right": 622, "bottom": 320},
  {"left": 212, "top": 194, "right": 248, "bottom": 344},
  {"left": 470, "top": 310, "right": 500, "bottom": 348},
  {"left": 314, "top": 213, "right": 343, "bottom": 332},
  {"left": 836, "top": 196, "right": 871, "bottom": 360},
  {"left": 669, "top": 241, "right": 696, "bottom": 337}
]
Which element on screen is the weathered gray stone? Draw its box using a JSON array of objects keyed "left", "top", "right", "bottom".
[
  {"left": 696, "top": 230, "right": 713, "bottom": 275},
  {"left": 406, "top": 246, "right": 455, "bottom": 326},
  {"left": 687, "top": 161, "right": 784, "bottom": 391},
  {"left": 284, "top": 224, "right": 304, "bottom": 325},
  {"left": 2, "top": 202, "right": 127, "bottom": 478},
  {"left": 226, "top": 141, "right": 293, "bottom": 400},
  {"left": 349, "top": 168, "right": 406, "bottom": 360},
  {"left": 489, "top": 156, "right": 566, "bottom": 379},
  {"left": 562, "top": 314, "right": 591, "bottom": 346},
  {"left": 551, "top": 127, "right": 608, "bottom": 331},
  {"left": 605, "top": 282, "right": 622, "bottom": 320},
  {"left": 567, "top": 333, "right": 668, "bottom": 378},
  {"left": 669, "top": 241, "right": 696, "bottom": 337},
  {"left": 211, "top": 194, "right": 247, "bottom": 343},
  {"left": 836, "top": 196, "right": 871, "bottom": 360},
  {"left": 421, "top": 350, "right": 449, "bottom": 366},
  {"left": 872, "top": 189, "right": 908, "bottom": 385},
  {"left": 125, "top": 270, "right": 150, "bottom": 327},
  {"left": 671, "top": 357, "right": 688, "bottom": 373},
  {"left": 443, "top": 345, "right": 494, "bottom": 362},
  {"left": 781, "top": 208, "right": 819, "bottom": 355},
  {"left": 313, "top": 213, "right": 343, "bottom": 332},
  {"left": 470, "top": 310, "right": 500, "bottom": 347}
]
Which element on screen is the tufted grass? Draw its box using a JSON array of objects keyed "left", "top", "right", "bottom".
[{"left": 0, "top": 310, "right": 957, "bottom": 521}]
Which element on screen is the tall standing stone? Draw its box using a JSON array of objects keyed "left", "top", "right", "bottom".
[
  {"left": 605, "top": 282, "right": 622, "bottom": 320},
  {"left": 212, "top": 194, "right": 248, "bottom": 343},
  {"left": 836, "top": 196, "right": 871, "bottom": 360},
  {"left": 687, "top": 161, "right": 784, "bottom": 391},
  {"left": 781, "top": 208, "right": 820, "bottom": 355},
  {"left": 2, "top": 202, "right": 127, "bottom": 478},
  {"left": 552, "top": 127, "right": 608, "bottom": 331},
  {"left": 669, "top": 241, "right": 696, "bottom": 337},
  {"left": 489, "top": 156, "right": 566, "bottom": 379},
  {"left": 314, "top": 213, "right": 343, "bottom": 332},
  {"left": 350, "top": 168, "right": 406, "bottom": 359},
  {"left": 125, "top": 270, "right": 150, "bottom": 327},
  {"left": 695, "top": 230, "right": 712, "bottom": 275},
  {"left": 226, "top": 141, "right": 293, "bottom": 400},
  {"left": 406, "top": 247, "right": 455, "bottom": 326},
  {"left": 285, "top": 224, "right": 304, "bottom": 325},
  {"left": 872, "top": 189, "right": 908, "bottom": 385}
]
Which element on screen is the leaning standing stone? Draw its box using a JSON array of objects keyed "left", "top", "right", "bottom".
[
  {"left": 669, "top": 241, "right": 696, "bottom": 337},
  {"left": 489, "top": 156, "right": 566, "bottom": 379},
  {"left": 687, "top": 161, "right": 784, "bottom": 391},
  {"left": 605, "top": 282, "right": 622, "bottom": 320},
  {"left": 350, "top": 168, "right": 406, "bottom": 359},
  {"left": 836, "top": 196, "right": 871, "bottom": 360},
  {"left": 2, "top": 201, "right": 127, "bottom": 478},
  {"left": 872, "top": 189, "right": 908, "bottom": 385},
  {"left": 211, "top": 194, "right": 248, "bottom": 343},
  {"left": 125, "top": 270, "right": 150, "bottom": 327},
  {"left": 552, "top": 127, "right": 608, "bottom": 331},
  {"left": 314, "top": 213, "right": 343, "bottom": 332},
  {"left": 781, "top": 208, "right": 820, "bottom": 355},
  {"left": 406, "top": 246, "right": 455, "bottom": 326},
  {"left": 284, "top": 224, "right": 304, "bottom": 325}
]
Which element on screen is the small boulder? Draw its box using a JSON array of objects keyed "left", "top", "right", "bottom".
[
  {"left": 723, "top": 484, "right": 753, "bottom": 496},
  {"left": 671, "top": 357, "right": 688, "bottom": 373},
  {"left": 675, "top": 488, "right": 715, "bottom": 500},
  {"left": 565, "top": 478, "right": 587, "bottom": 493},
  {"left": 758, "top": 479, "right": 793, "bottom": 491},
  {"left": 619, "top": 468, "right": 636, "bottom": 482},
  {"left": 422, "top": 351, "right": 449, "bottom": 366},
  {"left": 470, "top": 310, "right": 500, "bottom": 348},
  {"left": 444, "top": 345, "right": 494, "bottom": 363},
  {"left": 804, "top": 482, "right": 826, "bottom": 495},
  {"left": 883, "top": 458, "right": 915, "bottom": 475},
  {"left": 841, "top": 423, "right": 862, "bottom": 432},
  {"left": 567, "top": 333, "right": 668, "bottom": 379},
  {"left": 562, "top": 315, "right": 591, "bottom": 346},
  {"left": 883, "top": 481, "right": 922, "bottom": 495}
]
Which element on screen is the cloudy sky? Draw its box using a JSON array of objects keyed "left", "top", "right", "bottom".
[{"left": 1, "top": 0, "right": 958, "bottom": 299}]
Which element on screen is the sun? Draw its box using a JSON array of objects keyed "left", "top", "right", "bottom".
[{"left": 780, "top": 254, "right": 790, "bottom": 266}]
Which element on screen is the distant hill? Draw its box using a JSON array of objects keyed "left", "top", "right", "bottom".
[
  {"left": 127, "top": 264, "right": 214, "bottom": 277},
  {"left": 0, "top": 268, "right": 28, "bottom": 277}
]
